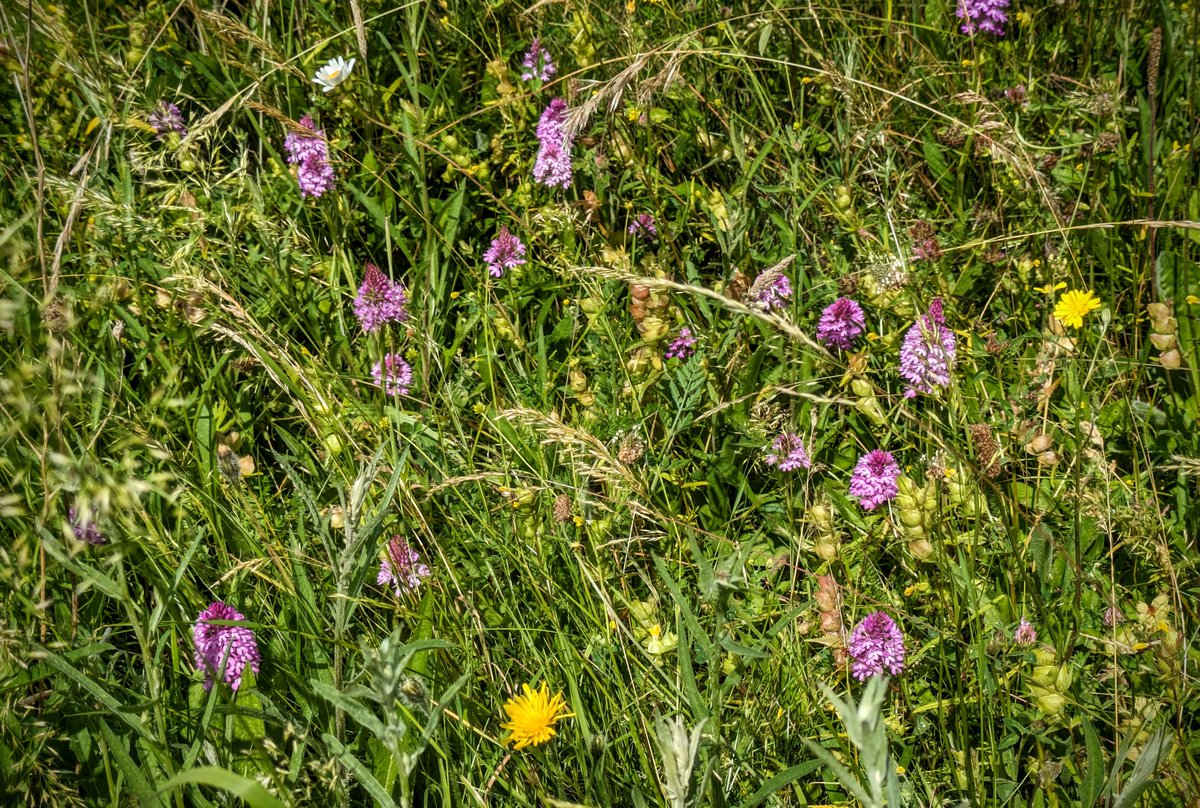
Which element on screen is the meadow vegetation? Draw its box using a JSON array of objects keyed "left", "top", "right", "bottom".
[{"left": 2, "top": 0, "right": 1199, "bottom": 805}]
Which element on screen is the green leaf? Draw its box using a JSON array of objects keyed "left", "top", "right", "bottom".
[
  {"left": 157, "top": 766, "right": 287, "bottom": 808},
  {"left": 736, "top": 760, "right": 821, "bottom": 808},
  {"left": 1079, "top": 717, "right": 1105, "bottom": 808},
  {"left": 324, "top": 732, "right": 400, "bottom": 807}
]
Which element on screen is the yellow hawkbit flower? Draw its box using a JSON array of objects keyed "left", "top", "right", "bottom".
[
  {"left": 500, "top": 682, "right": 574, "bottom": 750},
  {"left": 1053, "top": 289, "right": 1102, "bottom": 329}
]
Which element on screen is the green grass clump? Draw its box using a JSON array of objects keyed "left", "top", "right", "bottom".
[{"left": 2, "top": 0, "right": 1199, "bottom": 805}]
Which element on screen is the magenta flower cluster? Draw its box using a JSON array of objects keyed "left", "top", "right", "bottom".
[
  {"left": 752, "top": 272, "right": 792, "bottom": 311},
  {"left": 764, "top": 432, "right": 812, "bottom": 472},
  {"left": 816, "top": 297, "right": 866, "bottom": 351},
  {"left": 956, "top": 0, "right": 1009, "bottom": 36},
  {"left": 628, "top": 214, "right": 658, "bottom": 240},
  {"left": 899, "top": 298, "right": 957, "bottom": 398},
  {"left": 284, "top": 115, "right": 335, "bottom": 198},
  {"left": 520, "top": 38, "right": 556, "bottom": 82},
  {"left": 353, "top": 263, "right": 408, "bottom": 333},
  {"left": 149, "top": 101, "right": 187, "bottom": 139},
  {"left": 849, "top": 449, "right": 901, "bottom": 510},
  {"left": 848, "top": 611, "right": 907, "bottom": 680},
  {"left": 533, "top": 98, "right": 574, "bottom": 189},
  {"left": 665, "top": 327, "right": 696, "bottom": 360},
  {"left": 194, "top": 602, "right": 261, "bottom": 691},
  {"left": 372, "top": 354, "right": 413, "bottom": 397},
  {"left": 377, "top": 536, "right": 431, "bottom": 596},
  {"left": 484, "top": 227, "right": 527, "bottom": 278}
]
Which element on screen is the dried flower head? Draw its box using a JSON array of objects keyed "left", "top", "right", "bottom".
[
  {"left": 968, "top": 423, "right": 1003, "bottom": 478},
  {"left": 849, "top": 450, "right": 901, "bottom": 511},
  {"left": 848, "top": 611, "right": 906, "bottom": 680},
  {"left": 617, "top": 433, "right": 646, "bottom": 465},
  {"left": 552, "top": 494, "right": 573, "bottom": 523},
  {"left": 194, "top": 602, "right": 261, "bottom": 691}
]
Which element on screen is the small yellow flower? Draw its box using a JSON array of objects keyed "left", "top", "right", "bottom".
[
  {"left": 500, "top": 682, "right": 574, "bottom": 750},
  {"left": 1053, "top": 289, "right": 1102, "bottom": 329},
  {"left": 1187, "top": 295, "right": 1200, "bottom": 306},
  {"left": 1034, "top": 281, "right": 1067, "bottom": 294}
]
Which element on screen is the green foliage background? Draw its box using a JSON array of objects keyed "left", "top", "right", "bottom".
[{"left": 1, "top": 0, "right": 1199, "bottom": 805}]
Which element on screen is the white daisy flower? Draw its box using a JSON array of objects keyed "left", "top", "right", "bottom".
[{"left": 312, "top": 56, "right": 356, "bottom": 93}]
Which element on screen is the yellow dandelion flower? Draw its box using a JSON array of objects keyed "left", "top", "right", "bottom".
[
  {"left": 1053, "top": 289, "right": 1102, "bottom": 329},
  {"left": 500, "top": 682, "right": 574, "bottom": 750}
]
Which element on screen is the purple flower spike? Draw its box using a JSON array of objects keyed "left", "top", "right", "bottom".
[
  {"left": 956, "top": 0, "right": 1009, "bottom": 36},
  {"left": 899, "top": 298, "right": 957, "bottom": 398},
  {"left": 148, "top": 102, "right": 187, "bottom": 139},
  {"left": 353, "top": 263, "right": 408, "bottom": 333},
  {"left": 764, "top": 432, "right": 811, "bottom": 472},
  {"left": 628, "top": 214, "right": 658, "bottom": 240},
  {"left": 371, "top": 353, "right": 413, "bottom": 397},
  {"left": 849, "top": 450, "right": 900, "bottom": 510},
  {"left": 848, "top": 611, "right": 906, "bottom": 680},
  {"left": 533, "top": 99, "right": 574, "bottom": 189},
  {"left": 665, "top": 327, "right": 696, "bottom": 360},
  {"left": 194, "top": 602, "right": 261, "bottom": 691},
  {"left": 816, "top": 297, "right": 866, "bottom": 351},
  {"left": 284, "top": 115, "right": 336, "bottom": 198},
  {"left": 484, "top": 227, "right": 527, "bottom": 278},
  {"left": 377, "top": 536, "right": 431, "bottom": 596},
  {"left": 520, "top": 38, "right": 556, "bottom": 82}
]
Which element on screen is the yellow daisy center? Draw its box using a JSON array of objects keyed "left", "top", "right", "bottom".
[{"left": 500, "top": 682, "right": 574, "bottom": 750}]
